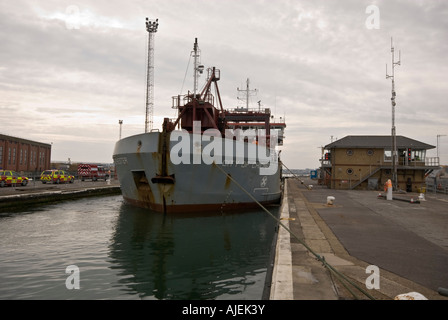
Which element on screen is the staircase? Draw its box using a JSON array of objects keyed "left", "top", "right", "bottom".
[{"left": 350, "top": 166, "right": 382, "bottom": 190}]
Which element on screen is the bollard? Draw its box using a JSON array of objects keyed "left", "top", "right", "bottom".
[
  {"left": 326, "top": 196, "right": 335, "bottom": 205},
  {"left": 438, "top": 287, "right": 448, "bottom": 297},
  {"left": 394, "top": 292, "right": 428, "bottom": 300},
  {"left": 386, "top": 179, "right": 393, "bottom": 201}
]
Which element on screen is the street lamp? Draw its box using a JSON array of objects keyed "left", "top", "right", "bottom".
[
  {"left": 119, "top": 120, "right": 123, "bottom": 140},
  {"left": 437, "top": 134, "right": 446, "bottom": 163}
]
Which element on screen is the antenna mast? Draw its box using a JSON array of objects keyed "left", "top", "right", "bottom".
[
  {"left": 192, "top": 38, "right": 204, "bottom": 97},
  {"left": 386, "top": 37, "right": 401, "bottom": 190},
  {"left": 145, "top": 17, "right": 159, "bottom": 133},
  {"left": 237, "top": 78, "right": 258, "bottom": 110}
]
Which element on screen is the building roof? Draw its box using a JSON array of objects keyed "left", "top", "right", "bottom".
[
  {"left": 0, "top": 133, "right": 51, "bottom": 147},
  {"left": 325, "top": 135, "right": 435, "bottom": 150}
]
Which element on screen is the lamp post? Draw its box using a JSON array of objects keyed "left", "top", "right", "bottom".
[
  {"left": 437, "top": 134, "right": 446, "bottom": 164},
  {"left": 118, "top": 120, "right": 123, "bottom": 140}
]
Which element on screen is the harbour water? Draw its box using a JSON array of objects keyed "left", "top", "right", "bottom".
[{"left": 0, "top": 195, "right": 278, "bottom": 300}]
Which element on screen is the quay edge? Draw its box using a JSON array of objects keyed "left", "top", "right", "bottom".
[{"left": 0, "top": 185, "right": 121, "bottom": 211}]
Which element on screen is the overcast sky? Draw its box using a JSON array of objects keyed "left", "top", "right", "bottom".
[{"left": 1, "top": 0, "right": 447, "bottom": 169}]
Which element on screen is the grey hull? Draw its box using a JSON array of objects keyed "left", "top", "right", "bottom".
[{"left": 113, "top": 131, "right": 282, "bottom": 213}]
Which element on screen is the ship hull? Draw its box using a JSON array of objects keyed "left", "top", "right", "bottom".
[{"left": 113, "top": 132, "right": 282, "bottom": 213}]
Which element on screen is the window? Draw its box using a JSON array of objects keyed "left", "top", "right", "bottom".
[
  {"left": 346, "top": 168, "right": 354, "bottom": 175},
  {"left": 414, "top": 150, "right": 425, "bottom": 162},
  {"left": 346, "top": 149, "right": 353, "bottom": 156},
  {"left": 367, "top": 149, "right": 374, "bottom": 156},
  {"left": 0, "top": 146, "right": 2, "bottom": 165},
  {"left": 384, "top": 150, "right": 392, "bottom": 162}
]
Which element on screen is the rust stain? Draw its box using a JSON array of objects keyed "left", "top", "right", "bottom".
[
  {"left": 225, "top": 174, "right": 232, "bottom": 189},
  {"left": 132, "top": 173, "right": 155, "bottom": 209},
  {"left": 137, "top": 140, "right": 142, "bottom": 153}
]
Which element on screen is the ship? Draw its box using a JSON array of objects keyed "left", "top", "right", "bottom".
[{"left": 113, "top": 38, "right": 286, "bottom": 213}]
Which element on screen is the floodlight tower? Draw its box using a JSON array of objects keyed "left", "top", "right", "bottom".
[
  {"left": 386, "top": 37, "right": 401, "bottom": 190},
  {"left": 145, "top": 17, "right": 159, "bottom": 133}
]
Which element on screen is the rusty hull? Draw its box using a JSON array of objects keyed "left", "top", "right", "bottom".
[{"left": 113, "top": 131, "right": 282, "bottom": 214}]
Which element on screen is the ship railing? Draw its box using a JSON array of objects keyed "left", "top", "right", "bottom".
[
  {"left": 172, "top": 94, "right": 193, "bottom": 109},
  {"left": 172, "top": 92, "right": 215, "bottom": 109},
  {"left": 226, "top": 107, "right": 271, "bottom": 114}
]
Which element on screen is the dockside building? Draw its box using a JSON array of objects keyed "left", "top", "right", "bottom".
[
  {"left": 0, "top": 134, "right": 51, "bottom": 173},
  {"left": 319, "top": 135, "right": 439, "bottom": 191}
]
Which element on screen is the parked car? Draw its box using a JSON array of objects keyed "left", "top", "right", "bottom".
[
  {"left": 40, "top": 170, "right": 75, "bottom": 184},
  {"left": 0, "top": 170, "right": 29, "bottom": 187}
]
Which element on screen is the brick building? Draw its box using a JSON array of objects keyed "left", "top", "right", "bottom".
[
  {"left": 0, "top": 134, "right": 51, "bottom": 173},
  {"left": 319, "top": 135, "right": 439, "bottom": 191}
]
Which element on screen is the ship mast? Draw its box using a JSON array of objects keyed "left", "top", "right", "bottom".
[
  {"left": 386, "top": 37, "right": 401, "bottom": 190},
  {"left": 145, "top": 17, "right": 159, "bottom": 133},
  {"left": 192, "top": 38, "right": 204, "bottom": 98},
  {"left": 237, "top": 78, "right": 258, "bottom": 110}
]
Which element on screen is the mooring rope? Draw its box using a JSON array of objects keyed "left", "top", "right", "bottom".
[
  {"left": 213, "top": 163, "right": 375, "bottom": 300},
  {"left": 282, "top": 162, "right": 312, "bottom": 190}
]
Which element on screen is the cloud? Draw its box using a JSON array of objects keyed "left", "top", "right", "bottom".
[{"left": 1, "top": 0, "right": 447, "bottom": 166}]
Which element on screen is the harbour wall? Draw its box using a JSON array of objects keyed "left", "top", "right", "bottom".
[{"left": 0, "top": 182, "right": 121, "bottom": 211}]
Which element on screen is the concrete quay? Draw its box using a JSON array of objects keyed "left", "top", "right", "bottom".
[
  {"left": 270, "top": 178, "right": 448, "bottom": 300},
  {"left": 0, "top": 179, "right": 121, "bottom": 211}
]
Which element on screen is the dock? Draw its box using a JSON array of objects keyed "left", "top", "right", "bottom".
[
  {"left": 0, "top": 179, "right": 121, "bottom": 211},
  {"left": 270, "top": 178, "right": 448, "bottom": 300}
]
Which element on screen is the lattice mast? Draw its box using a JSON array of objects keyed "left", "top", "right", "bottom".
[
  {"left": 386, "top": 37, "right": 401, "bottom": 190},
  {"left": 145, "top": 17, "right": 159, "bottom": 133}
]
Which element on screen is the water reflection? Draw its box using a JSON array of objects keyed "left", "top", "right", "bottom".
[{"left": 108, "top": 202, "right": 278, "bottom": 300}]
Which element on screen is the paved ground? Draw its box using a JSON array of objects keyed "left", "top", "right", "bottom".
[{"left": 270, "top": 177, "right": 448, "bottom": 300}]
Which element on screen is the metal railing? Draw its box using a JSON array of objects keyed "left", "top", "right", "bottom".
[
  {"left": 426, "top": 178, "right": 448, "bottom": 194},
  {"left": 425, "top": 157, "right": 440, "bottom": 166},
  {"left": 321, "top": 156, "right": 440, "bottom": 168}
]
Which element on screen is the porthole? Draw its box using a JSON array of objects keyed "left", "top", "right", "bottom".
[
  {"left": 367, "top": 149, "right": 374, "bottom": 156},
  {"left": 346, "top": 168, "right": 354, "bottom": 175},
  {"left": 346, "top": 149, "right": 353, "bottom": 156}
]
